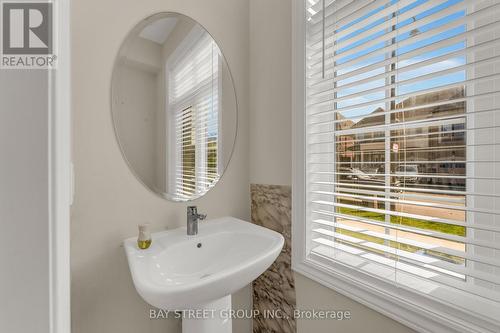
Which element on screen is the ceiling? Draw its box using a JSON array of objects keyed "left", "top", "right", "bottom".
[{"left": 139, "top": 17, "right": 178, "bottom": 45}]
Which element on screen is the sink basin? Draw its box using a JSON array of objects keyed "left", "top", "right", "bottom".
[{"left": 123, "top": 216, "right": 284, "bottom": 312}]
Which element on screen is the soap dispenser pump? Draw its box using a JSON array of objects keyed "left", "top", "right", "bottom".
[{"left": 137, "top": 223, "right": 152, "bottom": 249}]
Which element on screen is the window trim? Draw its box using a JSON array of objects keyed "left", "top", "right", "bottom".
[{"left": 291, "top": 1, "right": 498, "bottom": 332}]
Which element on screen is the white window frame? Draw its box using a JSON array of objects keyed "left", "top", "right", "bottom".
[{"left": 291, "top": 1, "right": 499, "bottom": 332}]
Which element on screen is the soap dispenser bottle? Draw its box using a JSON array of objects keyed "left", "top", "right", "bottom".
[{"left": 137, "top": 224, "right": 152, "bottom": 249}]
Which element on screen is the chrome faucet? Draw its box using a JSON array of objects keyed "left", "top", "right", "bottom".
[{"left": 186, "top": 206, "right": 206, "bottom": 236}]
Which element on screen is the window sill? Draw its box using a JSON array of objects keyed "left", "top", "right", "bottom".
[{"left": 292, "top": 257, "right": 499, "bottom": 333}]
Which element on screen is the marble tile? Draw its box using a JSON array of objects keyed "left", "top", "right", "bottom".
[{"left": 251, "top": 184, "right": 296, "bottom": 333}]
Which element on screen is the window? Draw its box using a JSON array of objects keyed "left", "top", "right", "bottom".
[
  {"left": 168, "top": 30, "right": 221, "bottom": 200},
  {"left": 179, "top": 106, "right": 196, "bottom": 196},
  {"left": 293, "top": 0, "right": 500, "bottom": 331}
]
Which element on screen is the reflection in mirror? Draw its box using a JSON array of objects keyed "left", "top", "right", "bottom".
[{"left": 112, "top": 13, "right": 237, "bottom": 201}]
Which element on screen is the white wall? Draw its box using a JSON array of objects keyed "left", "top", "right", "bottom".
[
  {"left": 249, "top": 0, "right": 291, "bottom": 186},
  {"left": 71, "top": 0, "right": 251, "bottom": 332},
  {"left": 0, "top": 70, "right": 50, "bottom": 333},
  {"left": 295, "top": 274, "right": 416, "bottom": 333},
  {"left": 248, "top": 0, "right": 415, "bottom": 332}
]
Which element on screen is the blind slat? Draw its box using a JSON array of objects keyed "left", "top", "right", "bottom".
[{"left": 310, "top": 242, "right": 500, "bottom": 303}]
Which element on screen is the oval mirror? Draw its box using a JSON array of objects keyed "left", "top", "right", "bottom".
[{"left": 112, "top": 13, "right": 237, "bottom": 202}]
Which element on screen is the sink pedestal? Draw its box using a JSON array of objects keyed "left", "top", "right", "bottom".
[{"left": 182, "top": 295, "right": 232, "bottom": 333}]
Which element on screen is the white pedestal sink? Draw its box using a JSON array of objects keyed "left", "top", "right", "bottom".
[{"left": 123, "top": 216, "right": 284, "bottom": 333}]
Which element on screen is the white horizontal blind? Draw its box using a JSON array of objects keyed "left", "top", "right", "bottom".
[
  {"left": 169, "top": 33, "right": 220, "bottom": 200},
  {"left": 305, "top": 0, "right": 500, "bottom": 323}
]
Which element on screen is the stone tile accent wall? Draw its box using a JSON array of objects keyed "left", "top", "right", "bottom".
[{"left": 250, "top": 184, "right": 296, "bottom": 333}]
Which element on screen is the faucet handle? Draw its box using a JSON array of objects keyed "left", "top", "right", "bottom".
[
  {"left": 197, "top": 213, "right": 207, "bottom": 220},
  {"left": 187, "top": 206, "right": 197, "bottom": 215}
]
